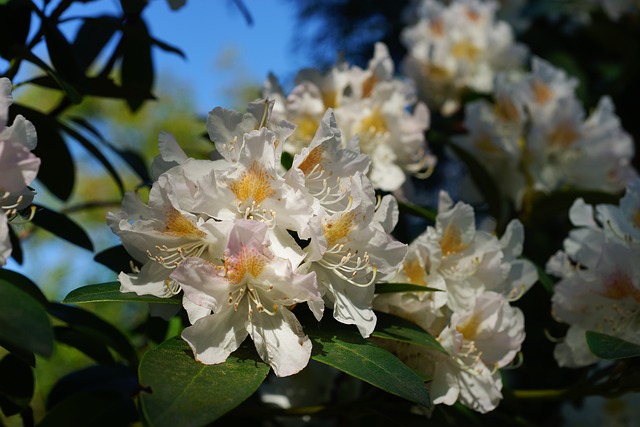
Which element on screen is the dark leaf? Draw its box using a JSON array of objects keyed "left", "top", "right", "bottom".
[
  {"left": 151, "top": 36, "right": 185, "bottom": 59},
  {"left": 586, "top": 331, "right": 640, "bottom": 360},
  {"left": 120, "top": 17, "right": 154, "bottom": 111},
  {"left": 0, "top": 337, "right": 35, "bottom": 367},
  {"left": 0, "top": 354, "right": 34, "bottom": 416},
  {"left": 38, "top": 390, "right": 135, "bottom": 427},
  {"left": 63, "top": 282, "right": 181, "bottom": 305},
  {"left": 397, "top": 200, "right": 437, "bottom": 222},
  {"left": 7, "top": 224, "right": 22, "bottom": 265},
  {"left": 42, "top": 17, "right": 85, "bottom": 98},
  {"left": 0, "top": 0, "right": 31, "bottom": 60},
  {"left": 26, "top": 75, "right": 156, "bottom": 102},
  {"left": 10, "top": 104, "right": 75, "bottom": 201},
  {"left": 0, "top": 269, "right": 48, "bottom": 306},
  {"left": 73, "top": 16, "right": 121, "bottom": 72},
  {"left": 53, "top": 326, "right": 115, "bottom": 365},
  {"left": 30, "top": 204, "right": 93, "bottom": 251},
  {"left": 47, "top": 303, "right": 138, "bottom": 366},
  {"left": 375, "top": 282, "right": 443, "bottom": 294},
  {"left": 139, "top": 337, "right": 270, "bottom": 427},
  {"left": 0, "top": 278, "right": 54, "bottom": 357},
  {"left": 94, "top": 245, "right": 141, "bottom": 274},
  {"left": 58, "top": 121, "right": 125, "bottom": 195}
]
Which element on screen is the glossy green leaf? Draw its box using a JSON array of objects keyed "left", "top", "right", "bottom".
[
  {"left": 307, "top": 316, "right": 431, "bottom": 408},
  {"left": 30, "top": 204, "right": 93, "bottom": 251},
  {"left": 0, "top": 269, "right": 48, "bottom": 306},
  {"left": 63, "top": 282, "right": 181, "bottom": 305},
  {"left": 0, "top": 279, "right": 54, "bottom": 358},
  {"left": 47, "top": 303, "right": 138, "bottom": 366},
  {"left": 373, "top": 312, "right": 446, "bottom": 355},
  {"left": 533, "top": 262, "right": 556, "bottom": 294},
  {"left": 586, "top": 331, "right": 640, "bottom": 360},
  {"left": 375, "top": 282, "right": 443, "bottom": 294},
  {"left": 10, "top": 104, "right": 75, "bottom": 201},
  {"left": 139, "top": 337, "right": 270, "bottom": 427},
  {"left": 0, "top": 354, "right": 34, "bottom": 416}
]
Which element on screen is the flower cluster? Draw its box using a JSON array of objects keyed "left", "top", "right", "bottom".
[
  {"left": 547, "top": 178, "right": 640, "bottom": 368},
  {"left": 453, "top": 56, "right": 637, "bottom": 210},
  {"left": 0, "top": 78, "right": 40, "bottom": 266},
  {"left": 108, "top": 99, "right": 407, "bottom": 376},
  {"left": 264, "top": 42, "right": 436, "bottom": 193},
  {"left": 373, "top": 191, "right": 537, "bottom": 413},
  {"left": 401, "top": 0, "right": 528, "bottom": 116}
]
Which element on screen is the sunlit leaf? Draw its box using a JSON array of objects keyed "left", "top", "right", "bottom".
[
  {"left": 48, "top": 303, "right": 138, "bottom": 366},
  {"left": 30, "top": 204, "right": 93, "bottom": 251},
  {"left": 0, "top": 278, "right": 54, "bottom": 358},
  {"left": 373, "top": 312, "right": 446, "bottom": 355},
  {"left": 307, "top": 315, "right": 431, "bottom": 408},
  {"left": 63, "top": 282, "right": 181, "bottom": 305},
  {"left": 0, "top": 354, "right": 34, "bottom": 416},
  {"left": 139, "top": 337, "right": 270, "bottom": 427},
  {"left": 586, "top": 331, "right": 640, "bottom": 360}
]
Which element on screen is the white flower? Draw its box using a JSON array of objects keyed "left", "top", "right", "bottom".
[
  {"left": 401, "top": 0, "right": 528, "bottom": 116},
  {"left": 264, "top": 43, "right": 435, "bottom": 193},
  {"left": 0, "top": 77, "right": 40, "bottom": 266},
  {"left": 172, "top": 219, "right": 321, "bottom": 377},
  {"left": 547, "top": 183, "right": 640, "bottom": 367}
]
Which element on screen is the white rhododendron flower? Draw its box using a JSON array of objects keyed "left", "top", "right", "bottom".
[
  {"left": 401, "top": 0, "right": 528, "bottom": 116},
  {"left": 454, "top": 56, "right": 637, "bottom": 210},
  {"left": 547, "top": 180, "right": 640, "bottom": 368},
  {"left": 0, "top": 78, "right": 40, "bottom": 266},
  {"left": 108, "top": 99, "right": 407, "bottom": 375},
  {"left": 172, "top": 219, "right": 321, "bottom": 377},
  {"left": 373, "top": 190, "right": 535, "bottom": 412},
  {"left": 264, "top": 42, "right": 436, "bottom": 193}
]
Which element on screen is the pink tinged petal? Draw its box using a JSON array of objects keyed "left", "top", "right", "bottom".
[
  {"left": 248, "top": 307, "right": 312, "bottom": 377},
  {"left": 3, "top": 115, "right": 38, "bottom": 150},
  {"left": 0, "top": 142, "right": 40, "bottom": 191},
  {"left": 182, "top": 305, "right": 249, "bottom": 365},
  {"left": 171, "top": 258, "right": 230, "bottom": 313},
  {"left": 261, "top": 258, "right": 320, "bottom": 304},
  {"left": 226, "top": 219, "right": 270, "bottom": 256}
]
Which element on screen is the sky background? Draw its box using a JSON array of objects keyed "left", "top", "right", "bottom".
[{"left": 5, "top": 0, "right": 314, "bottom": 298}]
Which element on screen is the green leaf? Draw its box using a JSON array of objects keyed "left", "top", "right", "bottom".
[
  {"left": 528, "top": 189, "right": 621, "bottom": 224},
  {"left": 533, "top": 262, "right": 556, "bottom": 294},
  {"left": 10, "top": 104, "right": 75, "bottom": 201},
  {"left": 0, "top": 278, "right": 54, "bottom": 358},
  {"left": 47, "top": 303, "right": 138, "bottom": 366},
  {"left": 31, "top": 204, "right": 93, "bottom": 251},
  {"left": 139, "top": 337, "right": 270, "bottom": 427},
  {"left": 585, "top": 331, "right": 640, "bottom": 360},
  {"left": 372, "top": 312, "right": 446, "bottom": 355},
  {"left": 0, "top": 269, "right": 48, "bottom": 306},
  {"left": 397, "top": 200, "right": 437, "bottom": 222},
  {"left": 307, "top": 316, "right": 431, "bottom": 408},
  {"left": 63, "top": 282, "right": 181, "bottom": 305},
  {"left": 375, "top": 282, "right": 443, "bottom": 294},
  {"left": 0, "top": 354, "right": 34, "bottom": 416}
]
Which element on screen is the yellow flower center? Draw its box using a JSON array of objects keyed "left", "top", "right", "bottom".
[
  {"left": 228, "top": 161, "right": 275, "bottom": 205},
  {"left": 164, "top": 207, "right": 205, "bottom": 238},
  {"left": 224, "top": 245, "right": 267, "bottom": 285},
  {"left": 531, "top": 80, "right": 553, "bottom": 104},
  {"left": 294, "top": 114, "right": 320, "bottom": 145},
  {"left": 359, "top": 107, "right": 388, "bottom": 136},
  {"left": 362, "top": 75, "right": 378, "bottom": 99},
  {"left": 323, "top": 90, "right": 338, "bottom": 109},
  {"left": 548, "top": 123, "right": 580, "bottom": 148},
  {"left": 403, "top": 257, "right": 428, "bottom": 287},
  {"left": 452, "top": 41, "right": 480, "bottom": 60},
  {"left": 632, "top": 208, "right": 640, "bottom": 229},
  {"left": 602, "top": 272, "right": 640, "bottom": 304},
  {"left": 439, "top": 222, "right": 468, "bottom": 256},
  {"left": 494, "top": 97, "right": 520, "bottom": 123},
  {"left": 323, "top": 211, "right": 356, "bottom": 248},
  {"left": 456, "top": 313, "right": 481, "bottom": 340},
  {"left": 298, "top": 145, "right": 325, "bottom": 176}
]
